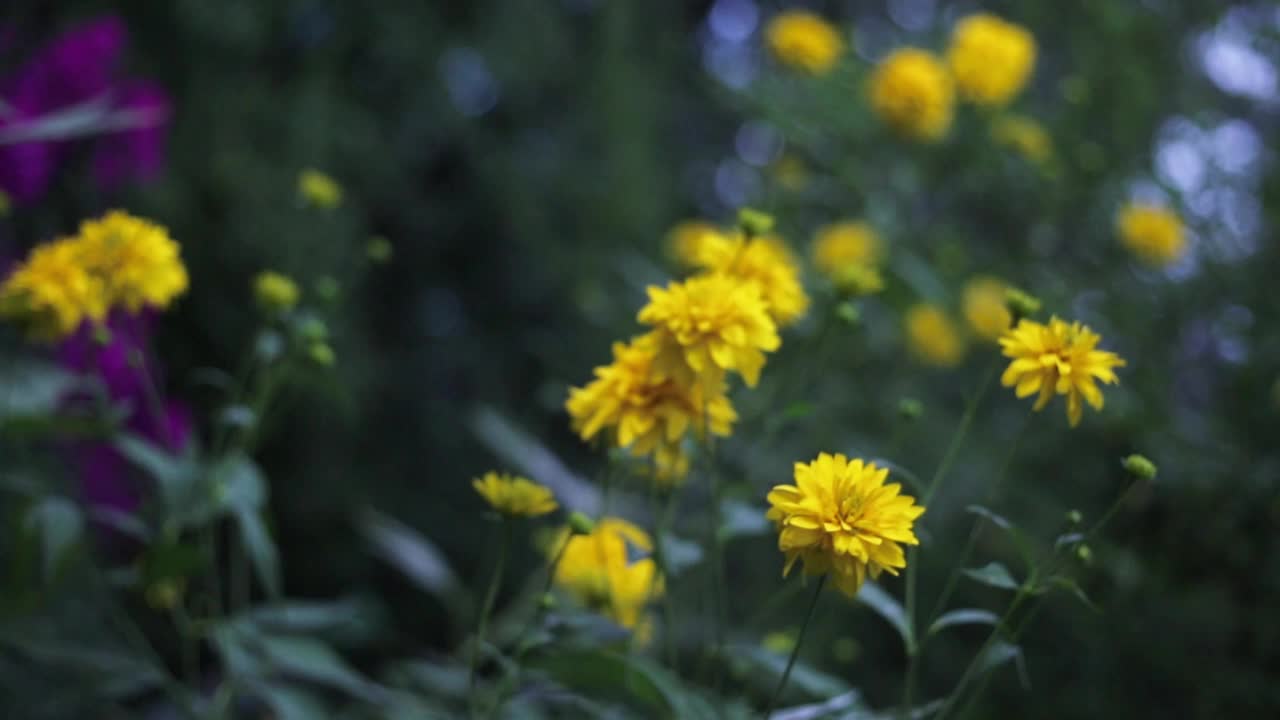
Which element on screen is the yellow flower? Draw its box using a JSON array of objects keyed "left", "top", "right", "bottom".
[
  {"left": 0, "top": 238, "right": 107, "bottom": 339},
  {"left": 298, "top": 168, "right": 343, "bottom": 209},
  {"left": 553, "top": 517, "right": 663, "bottom": 629},
  {"left": 254, "top": 271, "right": 300, "bottom": 313},
  {"left": 766, "top": 453, "right": 924, "bottom": 597},
  {"left": 765, "top": 10, "right": 845, "bottom": 75},
  {"left": 666, "top": 219, "right": 725, "bottom": 268},
  {"left": 947, "top": 13, "right": 1036, "bottom": 106},
  {"left": 650, "top": 443, "right": 691, "bottom": 487},
  {"left": 638, "top": 274, "right": 781, "bottom": 388},
  {"left": 472, "top": 471, "right": 558, "bottom": 517},
  {"left": 1116, "top": 203, "right": 1186, "bottom": 267},
  {"left": 999, "top": 316, "right": 1127, "bottom": 427},
  {"left": 566, "top": 333, "right": 737, "bottom": 457},
  {"left": 868, "top": 48, "right": 955, "bottom": 141},
  {"left": 690, "top": 232, "right": 809, "bottom": 327},
  {"left": 904, "top": 304, "right": 965, "bottom": 367},
  {"left": 991, "top": 115, "right": 1052, "bottom": 165},
  {"left": 962, "top": 276, "right": 1013, "bottom": 342},
  {"left": 812, "top": 221, "right": 885, "bottom": 294},
  {"left": 74, "top": 210, "right": 188, "bottom": 312}
]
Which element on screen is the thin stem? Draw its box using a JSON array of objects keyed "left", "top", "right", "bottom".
[
  {"left": 702, "top": 415, "right": 727, "bottom": 690},
  {"left": 922, "top": 357, "right": 1000, "bottom": 506},
  {"left": 649, "top": 484, "right": 681, "bottom": 671},
  {"left": 764, "top": 576, "right": 826, "bottom": 718},
  {"left": 933, "top": 589, "right": 1029, "bottom": 720},
  {"left": 469, "top": 518, "right": 511, "bottom": 709}
]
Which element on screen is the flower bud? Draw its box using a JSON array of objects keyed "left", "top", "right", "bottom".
[
  {"left": 1065, "top": 509, "right": 1083, "bottom": 525},
  {"left": 737, "top": 207, "right": 775, "bottom": 237},
  {"left": 568, "top": 511, "right": 595, "bottom": 536},
  {"left": 834, "top": 264, "right": 884, "bottom": 297},
  {"left": 308, "top": 342, "right": 336, "bottom": 367},
  {"left": 254, "top": 271, "right": 300, "bottom": 314},
  {"left": 314, "top": 275, "right": 341, "bottom": 303},
  {"left": 366, "top": 236, "right": 393, "bottom": 264},
  {"left": 295, "top": 315, "right": 329, "bottom": 343},
  {"left": 835, "top": 301, "right": 861, "bottom": 326},
  {"left": 897, "top": 398, "right": 923, "bottom": 422},
  {"left": 298, "top": 168, "right": 342, "bottom": 209},
  {"left": 1121, "top": 454, "right": 1157, "bottom": 481},
  {"left": 1075, "top": 544, "right": 1093, "bottom": 564},
  {"left": 1004, "top": 287, "right": 1041, "bottom": 322},
  {"left": 538, "top": 592, "right": 557, "bottom": 611}
]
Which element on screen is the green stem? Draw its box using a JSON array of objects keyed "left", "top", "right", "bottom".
[
  {"left": 469, "top": 518, "right": 511, "bottom": 708},
  {"left": 650, "top": 485, "right": 681, "bottom": 671},
  {"left": 933, "top": 588, "right": 1029, "bottom": 720},
  {"left": 764, "top": 576, "right": 826, "bottom": 718},
  {"left": 703, "top": 425, "right": 727, "bottom": 690}
]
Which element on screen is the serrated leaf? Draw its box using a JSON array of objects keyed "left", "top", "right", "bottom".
[
  {"left": 962, "top": 562, "right": 1020, "bottom": 591},
  {"left": 24, "top": 497, "right": 84, "bottom": 580},
  {"left": 928, "top": 608, "right": 1000, "bottom": 636},
  {"left": 235, "top": 508, "right": 281, "bottom": 598},
  {"left": 856, "top": 581, "right": 912, "bottom": 650}
]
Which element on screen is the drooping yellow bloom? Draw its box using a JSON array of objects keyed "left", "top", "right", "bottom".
[
  {"left": 904, "top": 304, "right": 965, "bottom": 367},
  {"left": 991, "top": 115, "right": 1052, "bottom": 165},
  {"left": 947, "top": 13, "right": 1036, "bottom": 106},
  {"left": 868, "top": 48, "right": 955, "bottom": 141},
  {"left": 638, "top": 274, "right": 781, "bottom": 388},
  {"left": 666, "top": 219, "right": 725, "bottom": 268},
  {"left": 254, "top": 271, "right": 300, "bottom": 313},
  {"left": 553, "top": 517, "right": 663, "bottom": 629},
  {"left": 566, "top": 333, "right": 737, "bottom": 457},
  {"left": 298, "top": 168, "right": 343, "bottom": 209},
  {"left": 999, "top": 316, "right": 1127, "bottom": 426},
  {"left": 1116, "top": 203, "right": 1186, "bottom": 267},
  {"left": 962, "top": 276, "right": 1013, "bottom": 342},
  {"left": 0, "top": 238, "right": 107, "bottom": 339},
  {"left": 472, "top": 471, "right": 558, "bottom": 517},
  {"left": 766, "top": 453, "right": 925, "bottom": 598},
  {"left": 765, "top": 10, "right": 845, "bottom": 75},
  {"left": 74, "top": 210, "right": 188, "bottom": 312},
  {"left": 689, "top": 232, "right": 809, "bottom": 327}
]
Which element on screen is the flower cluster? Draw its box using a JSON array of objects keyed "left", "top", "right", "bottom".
[
  {"left": 765, "top": 10, "right": 845, "bottom": 76},
  {"left": 0, "top": 210, "right": 187, "bottom": 339},
  {"left": 766, "top": 453, "right": 925, "bottom": 597}
]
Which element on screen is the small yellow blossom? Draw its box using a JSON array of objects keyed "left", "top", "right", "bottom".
[
  {"left": 638, "top": 274, "right": 781, "bottom": 388},
  {"left": 962, "top": 276, "right": 1013, "bottom": 342},
  {"left": 566, "top": 333, "right": 737, "bottom": 458},
  {"left": 812, "top": 221, "right": 884, "bottom": 294},
  {"left": 298, "top": 168, "right": 343, "bottom": 209},
  {"left": 74, "top": 210, "right": 188, "bottom": 312},
  {"left": 765, "top": 10, "right": 845, "bottom": 75},
  {"left": 666, "top": 219, "right": 725, "bottom": 268},
  {"left": 869, "top": 48, "right": 955, "bottom": 141},
  {"left": 766, "top": 453, "right": 924, "bottom": 597},
  {"left": 1116, "top": 203, "right": 1186, "bottom": 267},
  {"left": 553, "top": 517, "right": 662, "bottom": 629},
  {"left": 904, "top": 304, "right": 965, "bottom": 367},
  {"left": 999, "top": 316, "right": 1126, "bottom": 426},
  {"left": 0, "top": 238, "right": 107, "bottom": 339},
  {"left": 690, "top": 232, "right": 809, "bottom": 327},
  {"left": 472, "top": 471, "right": 558, "bottom": 517},
  {"left": 947, "top": 13, "right": 1036, "bottom": 106},
  {"left": 254, "top": 271, "right": 300, "bottom": 313},
  {"left": 991, "top": 115, "right": 1053, "bottom": 165}
]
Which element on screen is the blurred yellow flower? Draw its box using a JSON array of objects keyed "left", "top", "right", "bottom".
[
  {"left": 73, "top": 210, "right": 188, "bottom": 313},
  {"left": 298, "top": 168, "right": 343, "bottom": 209},
  {"left": 962, "top": 276, "right": 1013, "bottom": 342},
  {"left": 472, "top": 471, "right": 558, "bottom": 517},
  {"left": 666, "top": 219, "right": 724, "bottom": 267},
  {"left": 999, "top": 316, "right": 1126, "bottom": 426},
  {"left": 765, "top": 10, "right": 845, "bottom": 75},
  {"left": 690, "top": 232, "right": 809, "bottom": 327},
  {"left": 553, "top": 517, "right": 662, "bottom": 629},
  {"left": 869, "top": 48, "right": 954, "bottom": 141},
  {"left": 638, "top": 274, "right": 781, "bottom": 388},
  {"left": 947, "top": 13, "right": 1036, "bottom": 106},
  {"left": 650, "top": 443, "right": 691, "bottom": 487},
  {"left": 254, "top": 271, "right": 300, "bottom": 313},
  {"left": 904, "top": 304, "right": 965, "bottom": 366},
  {"left": 1117, "top": 203, "right": 1186, "bottom": 267},
  {"left": 566, "top": 333, "right": 736, "bottom": 458},
  {"left": 991, "top": 115, "right": 1053, "bottom": 165},
  {"left": 766, "top": 453, "right": 924, "bottom": 597},
  {"left": 812, "top": 221, "right": 883, "bottom": 274},
  {"left": 0, "top": 238, "right": 107, "bottom": 339}
]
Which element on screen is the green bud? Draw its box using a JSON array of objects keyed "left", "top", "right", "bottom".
[
  {"left": 538, "top": 592, "right": 557, "bottom": 611},
  {"left": 1121, "top": 454, "right": 1157, "bottom": 481},
  {"left": 308, "top": 342, "right": 336, "bottom": 367},
  {"left": 1004, "top": 287, "right": 1042, "bottom": 322},
  {"left": 314, "top": 275, "right": 341, "bottom": 303},
  {"left": 1065, "top": 509, "right": 1083, "bottom": 525},
  {"left": 568, "top": 511, "right": 595, "bottom": 536},
  {"left": 835, "top": 301, "right": 860, "bottom": 326},
  {"left": 737, "top": 207, "right": 775, "bottom": 237},
  {"left": 295, "top": 316, "right": 329, "bottom": 343},
  {"left": 366, "top": 236, "right": 393, "bottom": 264},
  {"left": 1076, "top": 544, "right": 1093, "bottom": 564},
  {"left": 897, "top": 398, "right": 923, "bottom": 422}
]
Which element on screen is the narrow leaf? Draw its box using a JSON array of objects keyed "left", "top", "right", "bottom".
[
  {"left": 856, "top": 581, "right": 912, "bottom": 649},
  {"left": 235, "top": 508, "right": 282, "bottom": 599},
  {"left": 25, "top": 497, "right": 84, "bottom": 579},
  {"left": 928, "top": 608, "right": 1000, "bottom": 636},
  {"left": 962, "top": 562, "right": 1020, "bottom": 591}
]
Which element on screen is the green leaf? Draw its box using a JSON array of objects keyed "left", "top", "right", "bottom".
[
  {"left": 856, "top": 580, "right": 912, "bottom": 650},
  {"left": 140, "top": 538, "right": 205, "bottom": 586},
  {"left": 214, "top": 454, "right": 267, "bottom": 511},
  {"left": 966, "top": 505, "right": 1038, "bottom": 572},
  {"left": 530, "top": 649, "right": 712, "bottom": 719},
  {"left": 1054, "top": 532, "right": 1085, "bottom": 550},
  {"left": 246, "top": 597, "right": 373, "bottom": 634},
  {"left": 965, "top": 504, "right": 1012, "bottom": 529},
  {"left": 115, "top": 434, "right": 204, "bottom": 525},
  {"left": 235, "top": 508, "right": 282, "bottom": 599},
  {"left": 732, "top": 644, "right": 852, "bottom": 701},
  {"left": 1043, "top": 575, "right": 1100, "bottom": 612},
  {"left": 257, "top": 683, "right": 330, "bottom": 720},
  {"left": 361, "top": 508, "right": 459, "bottom": 597},
  {"left": 928, "top": 609, "right": 1000, "bottom": 636},
  {"left": 978, "top": 640, "right": 1030, "bottom": 689},
  {"left": 0, "top": 362, "right": 81, "bottom": 421},
  {"left": 254, "top": 635, "right": 383, "bottom": 703},
  {"left": 962, "top": 562, "right": 1021, "bottom": 591},
  {"left": 24, "top": 497, "right": 84, "bottom": 580},
  {"left": 88, "top": 507, "right": 151, "bottom": 541}
]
